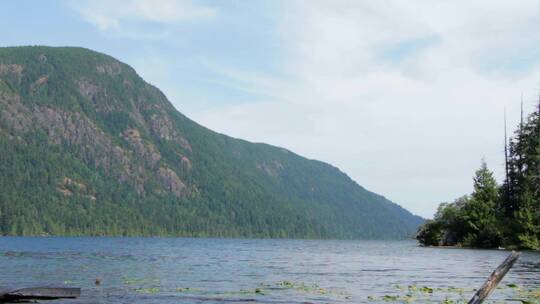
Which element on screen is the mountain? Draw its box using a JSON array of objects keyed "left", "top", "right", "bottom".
[{"left": 0, "top": 46, "right": 422, "bottom": 238}]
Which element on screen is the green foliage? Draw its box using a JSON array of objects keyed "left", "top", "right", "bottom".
[
  {"left": 418, "top": 100, "right": 540, "bottom": 249},
  {"left": 505, "top": 106, "right": 540, "bottom": 249},
  {"left": 416, "top": 220, "right": 443, "bottom": 246},
  {"left": 460, "top": 161, "right": 502, "bottom": 247},
  {"left": 0, "top": 46, "right": 423, "bottom": 239}
]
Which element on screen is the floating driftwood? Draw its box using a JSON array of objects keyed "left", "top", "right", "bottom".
[
  {"left": 468, "top": 251, "right": 520, "bottom": 304},
  {"left": 0, "top": 287, "right": 80, "bottom": 303}
]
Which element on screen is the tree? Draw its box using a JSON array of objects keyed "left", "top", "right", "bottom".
[
  {"left": 505, "top": 99, "right": 540, "bottom": 249},
  {"left": 461, "top": 160, "right": 501, "bottom": 247},
  {"left": 416, "top": 219, "right": 442, "bottom": 246},
  {"left": 416, "top": 196, "right": 468, "bottom": 246}
]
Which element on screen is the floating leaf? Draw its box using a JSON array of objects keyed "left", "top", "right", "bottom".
[{"left": 135, "top": 287, "right": 160, "bottom": 294}]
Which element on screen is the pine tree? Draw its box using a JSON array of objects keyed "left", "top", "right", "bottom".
[
  {"left": 461, "top": 160, "right": 501, "bottom": 247},
  {"left": 504, "top": 95, "right": 540, "bottom": 249}
]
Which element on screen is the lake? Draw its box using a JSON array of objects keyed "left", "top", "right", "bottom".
[{"left": 0, "top": 237, "right": 538, "bottom": 303}]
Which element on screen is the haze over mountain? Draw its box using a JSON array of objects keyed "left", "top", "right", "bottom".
[{"left": 0, "top": 46, "right": 422, "bottom": 238}]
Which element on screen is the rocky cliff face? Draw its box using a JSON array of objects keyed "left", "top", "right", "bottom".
[
  {"left": 0, "top": 46, "right": 423, "bottom": 238},
  {"left": 0, "top": 51, "right": 193, "bottom": 199}
]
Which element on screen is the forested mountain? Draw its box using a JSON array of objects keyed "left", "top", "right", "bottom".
[
  {"left": 0, "top": 46, "right": 422, "bottom": 239},
  {"left": 417, "top": 100, "right": 540, "bottom": 249}
]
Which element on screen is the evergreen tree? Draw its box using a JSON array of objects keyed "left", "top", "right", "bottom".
[
  {"left": 505, "top": 98, "right": 540, "bottom": 249},
  {"left": 461, "top": 160, "right": 501, "bottom": 247}
]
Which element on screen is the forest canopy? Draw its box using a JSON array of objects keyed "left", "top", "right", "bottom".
[{"left": 0, "top": 46, "right": 423, "bottom": 239}]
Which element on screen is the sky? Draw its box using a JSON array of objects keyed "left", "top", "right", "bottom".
[{"left": 1, "top": 0, "right": 539, "bottom": 218}]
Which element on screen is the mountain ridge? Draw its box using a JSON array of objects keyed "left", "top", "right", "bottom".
[{"left": 0, "top": 46, "right": 422, "bottom": 238}]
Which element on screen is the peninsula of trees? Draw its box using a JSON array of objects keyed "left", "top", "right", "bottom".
[{"left": 417, "top": 98, "right": 540, "bottom": 249}]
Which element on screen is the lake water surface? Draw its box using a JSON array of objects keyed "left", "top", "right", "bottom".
[{"left": 0, "top": 237, "right": 538, "bottom": 303}]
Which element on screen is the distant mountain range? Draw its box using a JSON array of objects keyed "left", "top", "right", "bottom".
[{"left": 0, "top": 46, "right": 422, "bottom": 238}]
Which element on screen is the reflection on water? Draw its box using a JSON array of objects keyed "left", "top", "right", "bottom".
[{"left": 0, "top": 237, "right": 538, "bottom": 303}]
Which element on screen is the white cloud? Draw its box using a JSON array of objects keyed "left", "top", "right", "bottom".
[
  {"left": 68, "top": 0, "right": 216, "bottom": 33},
  {"left": 190, "top": 0, "right": 540, "bottom": 218},
  {"left": 64, "top": 0, "right": 540, "bottom": 217}
]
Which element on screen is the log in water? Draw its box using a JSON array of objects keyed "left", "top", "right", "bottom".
[
  {"left": 468, "top": 251, "right": 521, "bottom": 304},
  {"left": 0, "top": 287, "right": 80, "bottom": 302}
]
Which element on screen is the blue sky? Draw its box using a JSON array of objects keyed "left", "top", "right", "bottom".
[
  {"left": 2, "top": 0, "right": 540, "bottom": 217},
  {"left": 0, "top": 0, "right": 287, "bottom": 109}
]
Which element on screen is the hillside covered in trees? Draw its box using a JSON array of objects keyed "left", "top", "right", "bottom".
[
  {"left": 417, "top": 99, "right": 540, "bottom": 249},
  {"left": 0, "top": 46, "right": 423, "bottom": 239}
]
